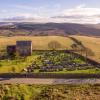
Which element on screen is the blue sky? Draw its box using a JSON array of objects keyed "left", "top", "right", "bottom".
[{"left": 0, "top": 0, "right": 100, "bottom": 23}]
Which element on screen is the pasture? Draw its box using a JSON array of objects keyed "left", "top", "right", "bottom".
[
  {"left": 0, "top": 36, "right": 73, "bottom": 51},
  {"left": 71, "top": 35, "right": 100, "bottom": 62},
  {"left": 0, "top": 51, "right": 99, "bottom": 73},
  {"left": 0, "top": 35, "right": 100, "bottom": 73}
]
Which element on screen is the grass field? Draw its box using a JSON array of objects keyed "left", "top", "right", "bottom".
[
  {"left": 0, "top": 36, "right": 73, "bottom": 51},
  {"left": 0, "top": 84, "right": 100, "bottom": 100},
  {"left": 0, "top": 50, "right": 98, "bottom": 73},
  {"left": 0, "top": 35, "right": 100, "bottom": 73},
  {"left": 71, "top": 35, "right": 100, "bottom": 62},
  {"left": 0, "top": 35, "right": 99, "bottom": 63},
  {"left": 0, "top": 51, "right": 99, "bottom": 73},
  {"left": 0, "top": 53, "right": 39, "bottom": 73}
]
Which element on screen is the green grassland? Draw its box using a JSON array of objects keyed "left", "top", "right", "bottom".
[
  {"left": 0, "top": 84, "right": 100, "bottom": 100},
  {"left": 0, "top": 52, "right": 38, "bottom": 73},
  {"left": 0, "top": 51, "right": 100, "bottom": 73}
]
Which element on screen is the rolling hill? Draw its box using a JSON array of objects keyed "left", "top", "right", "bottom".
[
  {"left": 0, "top": 22, "right": 100, "bottom": 36},
  {"left": 71, "top": 35, "right": 100, "bottom": 62},
  {"left": 0, "top": 36, "right": 73, "bottom": 51},
  {"left": 0, "top": 22, "right": 100, "bottom": 62},
  {"left": 0, "top": 35, "right": 100, "bottom": 62}
]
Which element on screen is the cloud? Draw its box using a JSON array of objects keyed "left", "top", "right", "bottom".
[
  {"left": 51, "top": 4, "right": 100, "bottom": 24},
  {"left": 1, "top": 12, "right": 46, "bottom": 22},
  {"left": 62, "top": 5, "right": 100, "bottom": 16},
  {"left": 1, "top": 4, "right": 100, "bottom": 24}
]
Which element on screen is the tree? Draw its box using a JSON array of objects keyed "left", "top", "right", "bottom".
[
  {"left": 71, "top": 43, "right": 78, "bottom": 51},
  {"left": 48, "top": 41, "right": 62, "bottom": 50}
]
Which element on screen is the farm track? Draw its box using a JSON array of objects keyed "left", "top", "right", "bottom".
[{"left": 0, "top": 78, "right": 100, "bottom": 84}]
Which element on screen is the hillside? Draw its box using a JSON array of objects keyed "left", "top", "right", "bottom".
[
  {"left": 0, "top": 35, "right": 100, "bottom": 62},
  {"left": 0, "top": 35, "right": 99, "bottom": 73},
  {"left": 0, "top": 22, "right": 100, "bottom": 36},
  {"left": 71, "top": 35, "right": 100, "bottom": 62},
  {"left": 0, "top": 36, "right": 73, "bottom": 51}
]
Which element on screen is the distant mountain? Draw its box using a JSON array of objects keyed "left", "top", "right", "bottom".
[
  {"left": 0, "top": 22, "right": 100, "bottom": 36},
  {"left": 16, "top": 23, "right": 100, "bottom": 36},
  {"left": 86, "top": 24, "right": 100, "bottom": 29}
]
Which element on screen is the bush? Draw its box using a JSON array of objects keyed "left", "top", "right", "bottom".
[{"left": 48, "top": 41, "right": 62, "bottom": 50}]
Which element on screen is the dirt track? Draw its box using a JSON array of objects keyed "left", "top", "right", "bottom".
[{"left": 0, "top": 78, "right": 100, "bottom": 84}]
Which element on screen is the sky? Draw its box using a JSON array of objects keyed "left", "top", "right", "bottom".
[{"left": 0, "top": 0, "right": 100, "bottom": 23}]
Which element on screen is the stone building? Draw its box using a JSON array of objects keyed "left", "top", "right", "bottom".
[{"left": 16, "top": 41, "right": 32, "bottom": 56}]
